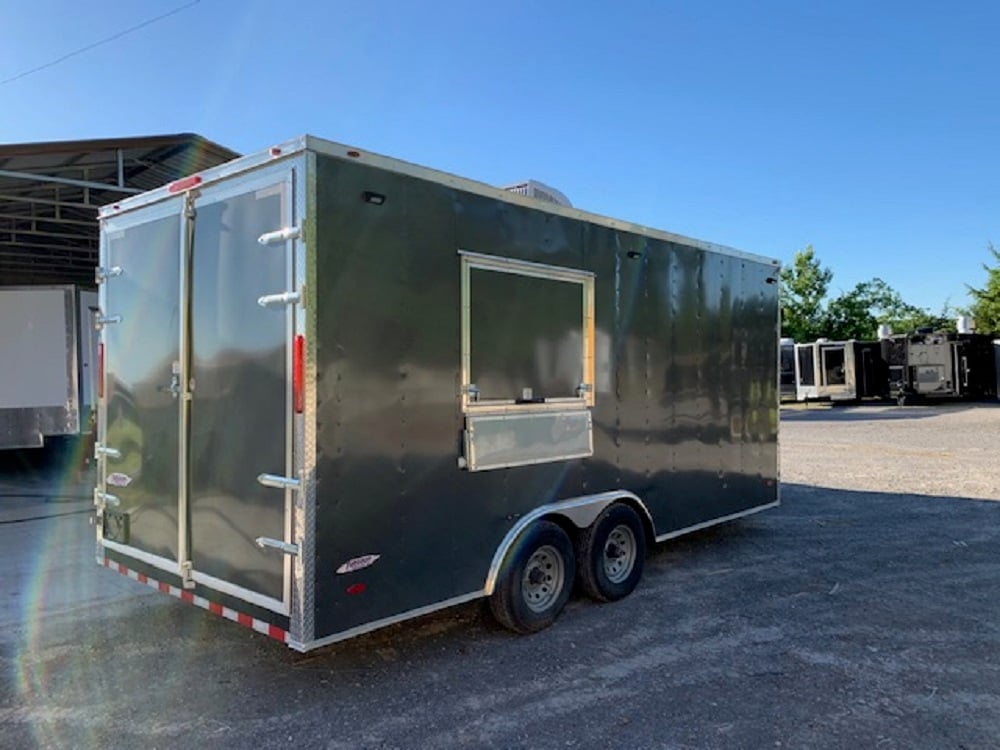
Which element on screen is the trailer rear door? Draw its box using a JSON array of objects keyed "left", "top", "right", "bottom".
[
  {"left": 186, "top": 171, "right": 295, "bottom": 612},
  {"left": 100, "top": 164, "right": 298, "bottom": 615},
  {"left": 101, "top": 201, "right": 184, "bottom": 565}
]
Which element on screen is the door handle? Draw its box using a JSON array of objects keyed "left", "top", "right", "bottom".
[{"left": 157, "top": 372, "right": 182, "bottom": 398}]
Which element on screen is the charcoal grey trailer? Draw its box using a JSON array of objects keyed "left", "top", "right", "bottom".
[{"left": 94, "top": 136, "right": 780, "bottom": 651}]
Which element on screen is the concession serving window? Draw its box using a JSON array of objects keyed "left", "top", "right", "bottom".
[{"left": 459, "top": 251, "right": 595, "bottom": 472}]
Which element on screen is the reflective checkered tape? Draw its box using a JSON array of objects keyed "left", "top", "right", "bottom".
[{"left": 103, "top": 557, "right": 288, "bottom": 643}]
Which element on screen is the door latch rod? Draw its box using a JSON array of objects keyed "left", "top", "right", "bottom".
[{"left": 255, "top": 537, "right": 299, "bottom": 555}]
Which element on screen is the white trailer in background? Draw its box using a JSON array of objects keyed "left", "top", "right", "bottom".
[{"left": 0, "top": 285, "right": 99, "bottom": 450}]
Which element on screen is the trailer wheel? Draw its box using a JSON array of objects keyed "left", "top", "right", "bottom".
[
  {"left": 576, "top": 503, "right": 646, "bottom": 602},
  {"left": 489, "top": 520, "right": 576, "bottom": 634}
]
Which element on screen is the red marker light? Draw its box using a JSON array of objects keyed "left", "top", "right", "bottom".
[
  {"left": 168, "top": 175, "right": 202, "bottom": 193},
  {"left": 346, "top": 150, "right": 361, "bottom": 158},
  {"left": 97, "top": 343, "right": 104, "bottom": 399},
  {"left": 293, "top": 334, "right": 305, "bottom": 414},
  {"left": 270, "top": 147, "right": 282, "bottom": 156},
  {"left": 346, "top": 583, "right": 366, "bottom": 595}
]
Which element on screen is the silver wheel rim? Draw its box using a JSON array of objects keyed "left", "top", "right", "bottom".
[
  {"left": 603, "top": 524, "right": 637, "bottom": 584},
  {"left": 521, "top": 544, "right": 565, "bottom": 612}
]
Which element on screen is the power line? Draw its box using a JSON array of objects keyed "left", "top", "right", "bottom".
[{"left": 0, "top": 0, "right": 201, "bottom": 87}]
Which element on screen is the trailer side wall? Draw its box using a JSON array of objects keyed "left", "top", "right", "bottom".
[{"left": 310, "top": 153, "right": 778, "bottom": 640}]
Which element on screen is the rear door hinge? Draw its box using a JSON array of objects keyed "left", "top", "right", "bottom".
[
  {"left": 257, "top": 473, "right": 301, "bottom": 491},
  {"left": 256, "top": 537, "right": 299, "bottom": 556},
  {"left": 180, "top": 560, "right": 195, "bottom": 589},
  {"left": 257, "top": 290, "right": 301, "bottom": 308},
  {"left": 95, "top": 266, "right": 122, "bottom": 283},
  {"left": 258, "top": 227, "right": 301, "bottom": 245},
  {"left": 95, "top": 490, "right": 120, "bottom": 507},
  {"left": 94, "top": 443, "right": 121, "bottom": 460}
]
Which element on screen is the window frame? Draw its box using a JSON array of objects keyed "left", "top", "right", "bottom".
[{"left": 459, "top": 250, "right": 595, "bottom": 414}]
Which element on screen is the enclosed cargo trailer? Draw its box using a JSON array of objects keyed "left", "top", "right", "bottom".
[
  {"left": 94, "top": 136, "right": 780, "bottom": 651},
  {"left": 883, "top": 331, "right": 997, "bottom": 404},
  {"left": 792, "top": 339, "right": 886, "bottom": 402},
  {"left": 0, "top": 285, "right": 98, "bottom": 450}
]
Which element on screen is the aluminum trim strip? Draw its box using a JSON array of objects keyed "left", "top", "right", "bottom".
[
  {"left": 188, "top": 569, "right": 289, "bottom": 615},
  {"left": 98, "top": 137, "right": 308, "bottom": 219},
  {"left": 287, "top": 592, "right": 483, "bottom": 653},
  {"left": 293, "top": 151, "right": 318, "bottom": 646},
  {"left": 101, "top": 539, "right": 177, "bottom": 573},
  {"left": 653, "top": 500, "right": 780, "bottom": 543},
  {"left": 459, "top": 249, "right": 596, "bottom": 281}
]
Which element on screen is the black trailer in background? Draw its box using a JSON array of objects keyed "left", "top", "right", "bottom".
[
  {"left": 790, "top": 331, "right": 998, "bottom": 405},
  {"left": 995, "top": 340, "right": 1000, "bottom": 399},
  {"left": 95, "top": 136, "right": 781, "bottom": 651},
  {"left": 882, "top": 331, "right": 998, "bottom": 404}
]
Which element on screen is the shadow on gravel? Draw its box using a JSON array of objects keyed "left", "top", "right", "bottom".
[
  {"left": 5, "top": 482, "right": 1000, "bottom": 749},
  {"left": 0, "top": 440, "right": 93, "bottom": 501},
  {"left": 0, "top": 440, "right": 78, "bottom": 476},
  {"left": 780, "top": 402, "right": 998, "bottom": 422}
]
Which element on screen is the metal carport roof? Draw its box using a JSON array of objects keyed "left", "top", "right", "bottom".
[{"left": 0, "top": 133, "right": 239, "bottom": 287}]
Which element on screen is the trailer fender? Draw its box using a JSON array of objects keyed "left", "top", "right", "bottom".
[{"left": 483, "top": 491, "right": 652, "bottom": 596}]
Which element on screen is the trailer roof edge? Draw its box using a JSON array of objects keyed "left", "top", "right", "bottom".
[{"left": 100, "top": 134, "right": 779, "bottom": 267}]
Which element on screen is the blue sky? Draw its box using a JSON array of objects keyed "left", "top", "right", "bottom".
[{"left": 2, "top": 0, "right": 997, "bottom": 314}]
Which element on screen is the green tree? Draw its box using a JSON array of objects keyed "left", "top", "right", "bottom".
[
  {"left": 780, "top": 245, "right": 832, "bottom": 341},
  {"left": 823, "top": 278, "right": 932, "bottom": 339},
  {"left": 967, "top": 243, "right": 1000, "bottom": 333}
]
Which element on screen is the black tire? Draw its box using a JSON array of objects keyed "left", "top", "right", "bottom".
[
  {"left": 489, "top": 520, "right": 576, "bottom": 634},
  {"left": 576, "top": 503, "right": 646, "bottom": 603}
]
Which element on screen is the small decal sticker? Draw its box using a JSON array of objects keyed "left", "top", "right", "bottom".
[
  {"left": 336, "top": 554, "right": 380, "bottom": 575},
  {"left": 107, "top": 472, "right": 133, "bottom": 488}
]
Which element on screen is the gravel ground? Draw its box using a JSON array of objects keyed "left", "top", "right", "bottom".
[
  {"left": 1, "top": 403, "right": 999, "bottom": 749},
  {"left": 781, "top": 402, "right": 1000, "bottom": 499}
]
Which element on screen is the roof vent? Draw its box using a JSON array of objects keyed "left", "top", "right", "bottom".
[{"left": 503, "top": 179, "right": 572, "bottom": 207}]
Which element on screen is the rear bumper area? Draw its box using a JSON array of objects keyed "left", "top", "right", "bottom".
[{"left": 99, "top": 550, "right": 291, "bottom": 645}]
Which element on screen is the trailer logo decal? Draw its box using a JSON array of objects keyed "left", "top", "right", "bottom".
[
  {"left": 336, "top": 554, "right": 380, "bottom": 574},
  {"left": 107, "top": 472, "right": 133, "bottom": 488}
]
